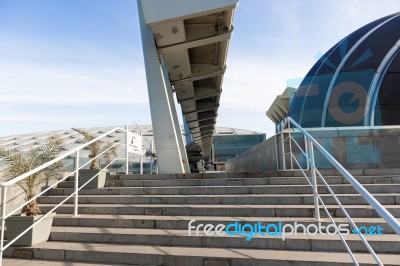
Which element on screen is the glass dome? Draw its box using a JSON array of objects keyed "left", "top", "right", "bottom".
[{"left": 289, "top": 12, "right": 400, "bottom": 127}]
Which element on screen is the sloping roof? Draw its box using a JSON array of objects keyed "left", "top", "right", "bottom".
[{"left": 0, "top": 125, "right": 262, "bottom": 172}]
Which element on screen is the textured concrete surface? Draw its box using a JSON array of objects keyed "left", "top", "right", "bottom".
[
  {"left": 5, "top": 242, "right": 400, "bottom": 265},
  {"left": 3, "top": 258, "right": 149, "bottom": 266},
  {"left": 3, "top": 172, "right": 400, "bottom": 265}
]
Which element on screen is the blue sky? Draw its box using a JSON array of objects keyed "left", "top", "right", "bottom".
[{"left": 0, "top": 0, "right": 399, "bottom": 138}]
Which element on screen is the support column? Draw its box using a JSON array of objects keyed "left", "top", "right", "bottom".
[
  {"left": 161, "top": 62, "right": 191, "bottom": 173},
  {"left": 137, "top": 0, "right": 189, "bottom": 174}
]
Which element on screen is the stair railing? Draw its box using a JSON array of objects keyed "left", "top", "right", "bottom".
[
  {"left": 279, "top": 116, "right": 400, "bottom": 266},
  {"left": 0, "top": 125, "right": 145, "bottom": 266}
]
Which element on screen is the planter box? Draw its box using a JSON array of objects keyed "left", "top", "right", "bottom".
[
  {"left": 79, "top": 169, "right": 107, "bottom": 188},
  {"left": 6, "top": 212, "right": 56, "bottom": 246}
]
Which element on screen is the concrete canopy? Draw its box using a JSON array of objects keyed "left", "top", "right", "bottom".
[
  {"left": 141, "top": 0, "right": 238, "bottom": 158},
  {"left": 266, "top": 87, "right": 297, "bottom": 125}
]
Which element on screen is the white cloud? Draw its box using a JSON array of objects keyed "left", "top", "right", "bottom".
[
  {"left": 0, "top": 37, "right": 151, "bottom": 135},
  {"left": 0, "top": 60, "right": 148, "bottom": 105},
  {"left": 335, "top": 0, "right": 399, "bottom": 22},
  {"left": 0, "top": 105, "right": 8, "bottom": 112},
  {"left": 252, "top": 37, "right": 292, "bottom": 44},
  {"left": 0, "top": 113, "right": 106, "bottom": 123},
  {"left": 218, "top": 55, "right": 307, "bottom": 137},
  {"left": 270, "top": 0, "right": 302, "bottom": 35},
  {"left": 222, "top": 56, "right": 305, "bottom": 110}
]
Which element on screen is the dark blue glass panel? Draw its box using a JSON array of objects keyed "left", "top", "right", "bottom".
[
  {"left": 326, "top": 70, "right": 375, "bottom": 126},
  {"left": 314, "top": 14, "right": 392, "bottom": 76},
  {"left": 343, "top": 16, "right": 400, "bottom": 72},
  {"left": 298, "top": 74, "right": 334, "bottom": 127},
  {"left": 375, "top": 72, "right": 400, "bottom": 125}
]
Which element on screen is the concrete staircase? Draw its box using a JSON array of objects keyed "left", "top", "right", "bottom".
[{"left": 4, "top": 171, "right": 400, "bottom": 265}]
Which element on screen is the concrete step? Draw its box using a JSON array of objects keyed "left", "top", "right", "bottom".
[
  {"left": 37, "top": 193, "right": 400, "bottom": 205},
  {"left": 57, "top": 175, "right": 400, "bottom": 188},
  {"left": 116, "top": 172, "right": 291, "bottom": 180},
  {"left": 47, "top": 184, "right": 400, "bottom": 196},
  {"left": 48, "top": 226, "right": 400, "bottom": 254},
  {"left": 110, "top": 175, "right": 400, "bottom": 186},
  {"left": 52, "top": 214, "right": 397, "bottom": 234},
  {"left": 5, "top": 241, "right": 400, "bottom": 265},
  {"left": 6, "top": 169, "right": 400, "bottom": 266},
  {"left": 3, "top": 258, "right": 133, "bottom": 266},
  {"left": 39, "top": 204, "right": 400, "bottom": 218},
  {"left": 67, "top": 172, "right": 272, "bottom": 182},
  {"left": 64, "top": 169, "right": 400, "bottom": 183},
  {"left": 114, "top": 168, "right": 400, "bottom": 179},
  {"left": 114, "top": 174, "right": 400, "bottom": 183}
]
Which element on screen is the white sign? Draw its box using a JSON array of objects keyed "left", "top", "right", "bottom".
[{"left": 127, "top": 132, "right": 142, "bottom": 155}]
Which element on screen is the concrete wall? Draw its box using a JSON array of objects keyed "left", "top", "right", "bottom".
[
  {"left": 225, "top": 135, "right": 278, "bottom": 172},
  {"left": 226, "top": 127, "right": 400, "bottom": 172}
]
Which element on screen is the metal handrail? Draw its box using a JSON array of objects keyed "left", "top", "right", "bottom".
[
  {"left": 280, "top": 116, "right": 400, "bottom": 266},
  {"left": 290, "top": 146, "right": 382, "bottom": 265},
  {"left": 291, "top": 154, "right": 359, "bottom": 264},
  {"left": 0, "top": 125, "right": 148, "bottom": 266},
  {"left": 0, "top": 127, "right": 125, "bottom": 187},
  {"left": 2, "top": 144, "right": 120, "bottom": 249},
  {"left": 287, "top": 117, "right": 400, "bottom": 235}
]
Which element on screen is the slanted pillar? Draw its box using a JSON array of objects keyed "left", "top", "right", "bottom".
[{"left": 137, "top": 0, "right": 189, "bottom": 173}]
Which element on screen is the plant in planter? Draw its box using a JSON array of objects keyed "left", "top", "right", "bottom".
[
  {"left": 72, "top": 128, "right": 118, "bottom": 188},
  {"left": 0, "top": 136, "right": 64, "bottom": 246}
]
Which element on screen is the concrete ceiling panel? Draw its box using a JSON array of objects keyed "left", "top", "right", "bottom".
[
  {"left": 180, "top": 99, "right": 197, "bottom": 113},
  {"left": 162, "top": 51, "right": 191, "bottom": 81},
  {"left": 175, "top": 82, "right": 195, "bottom": 101},
  {"left": 151, "top": 20, "right": 186, "bottom": 47},
  {"left": 184, "top": 112, "right": 198, "bottom": 122}
]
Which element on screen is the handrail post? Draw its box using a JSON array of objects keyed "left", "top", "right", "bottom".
[
  {"left": 0, "top": 187, "right": 7, "bottom": 266},
  {"left": 288, "top": 120, "right": 293, "bottom": 170},
  {"left": 304, "top": 135, "right": 310, "bottom": 169},
  {"left": 140, "top": 134, "right": 143, "bottom": 175},
  {"left": 274, "top": 134, "right": 279, "bottom": 171},
  {"left": 308, "top": 140, "right": 321, "bottom": 221},
  {"left": 125, "top": 125, "right": 129, "bottom": 175},
  {"left": 150, "top": 140, "right": 154, "bottom": 174},
  {"left": 74, "top": 150, "right": 79, "bottom": 217},
  {"left": 280, "top": 125, "right": 286, "bottom": 170}
]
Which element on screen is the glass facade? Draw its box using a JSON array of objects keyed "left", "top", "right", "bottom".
[{"left": 212, "top": 134, "right": 266, "bottom": 163}]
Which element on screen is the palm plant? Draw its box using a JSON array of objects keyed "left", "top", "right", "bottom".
[
  {"left": 0, "top": 136, "right": 64, "bottom": 216},
  {"left": 72, "top": 128, "right": 118, "bottom": 169}
]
